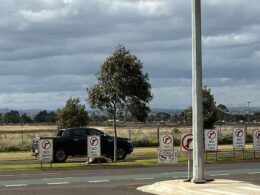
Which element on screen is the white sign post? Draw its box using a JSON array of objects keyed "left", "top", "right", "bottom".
[
  {"left": 233, "top": 128, "right": 246, "bottom": 149},
  {"left": 253, "top": 130, "right": 260, "bottom": 151},
  {"left": 233, "top": 128, "right": 246, "bottom": 159},
  {"left": 159, "top": 134, "right": 174, "bottom": 156},
  {"left": 39, "top": 139, "right": 53, "bottom": 167},
  {"left": 87, "top": 136, "right": 101, "bottom": 158},
  {"left": 181, "top": 133, "right": 193, "bottom": 181},
  {"left": 204, "top": 129, "right": 218, "bottom": 151}
]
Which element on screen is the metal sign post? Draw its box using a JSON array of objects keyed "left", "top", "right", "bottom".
[{"left": 181, "top": 134, "right": 193, "bottom": 181}]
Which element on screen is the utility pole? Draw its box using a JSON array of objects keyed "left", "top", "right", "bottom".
[{"left": 191, "top": 0, "right": 206, "bottom": 183}]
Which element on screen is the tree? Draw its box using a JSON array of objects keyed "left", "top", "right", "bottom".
[
  {"left": 34, "top": 110, "right": 56, "bottom": 123},
  {"left": 156, "top": 112, "right": 171, "bottom": 122},
  {"left": 21, "top": 113, "right": 33, "bottom": 123},
  {"left": 217, "top": 104, "right": 229, "bottom": 122},
  {"left": 87, "top": 45, "right": 152, "bottom": 161},
  {"left": 180, "top": 107, "right": 192, "bottom": 124},
  {"left": 180, "top": 87, "right": 218, "bottom": 128},
  {"left": 202, "top": 86, "right": 218, "bottom": 129},
  {"left": 4, "top": 110, "right": 21, "bottom": 123},
  {"left": 57, "top": 98, "right": 89, "bottom": 129}
]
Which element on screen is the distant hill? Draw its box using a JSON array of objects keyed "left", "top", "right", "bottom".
[{"left": 0, "top": 106, "right": 259, "bottom": 115}]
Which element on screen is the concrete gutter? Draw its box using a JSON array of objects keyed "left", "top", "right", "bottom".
[{"left": 137, "top": 179, "right": 260, "bottom": 195}]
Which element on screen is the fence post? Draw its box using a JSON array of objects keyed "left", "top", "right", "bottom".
[
  {"left": 21, "top": 132, "right": 24, "bottom": 144},
  {"left": 157, "top": 127, "right": 160, "bottom": 145},
  {"left": 128, "top": 130, "right": 132, "bottom": 139}
]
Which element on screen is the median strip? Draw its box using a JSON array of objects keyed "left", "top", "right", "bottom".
[
  {"left": 88, "top": 180, "right": 109, "bottom": 183},
  {"left": 247, "top": 172, "right": 260, "bottom": 174},
  {"left": 135, "top": 178, "right": 154, "bottom": 180},
  {"left": 5, "top": 184, "right": 28, "bottom": 187},
  {"left": 47, "top": 182, "right": 69, "bottom": 185}
]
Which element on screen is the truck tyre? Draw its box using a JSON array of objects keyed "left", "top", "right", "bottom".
[
  {"left": 116, "top": 148, "right": 127, "bottom": 160},
  {"left": 54, "top": 148, "right": 67, "bottom": 163}
]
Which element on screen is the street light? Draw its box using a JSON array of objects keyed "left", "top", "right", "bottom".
[{"left": 191, "top": 0, "right": 206, "bottom": 183}]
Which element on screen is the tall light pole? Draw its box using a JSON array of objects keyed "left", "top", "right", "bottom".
[{"left": 191, "top": 0, "right": 206, "bottom": 183}]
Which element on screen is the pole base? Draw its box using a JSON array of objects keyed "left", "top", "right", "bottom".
[{"left": 192, "top": 178, "right": 214, "bottom": 184}]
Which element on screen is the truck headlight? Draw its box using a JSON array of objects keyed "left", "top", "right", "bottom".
[{"left": 127, "top": 139, "right": 132, "bottom": 144}]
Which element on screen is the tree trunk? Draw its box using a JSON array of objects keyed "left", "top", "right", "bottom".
[{"left": 113, "top": 112, "right": 117, "bottom": 162}]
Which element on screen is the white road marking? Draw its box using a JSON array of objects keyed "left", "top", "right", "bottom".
[
  {"left": 210, "top": 173, "right": 230, "bottom": 176},
  {"left": 5, "top": 184, "right": 28, "bottom": 187},
  {"left": 88, "top": 180, "right": 109, "bottom": 183},
  {"left": 0, "top": 175, "right": 15, "bottom": 177},
  {"left": 247, "top": 172, "right": 260, "bottom": 174},
  {"left": 238, "top": 186, "right": 260, "bottom": 192},
  {"left": 47, "top": 182, "right": 69, "bottom": 185},
  {"left": 135, "top": 178, "right": 154, "bottom": 180},
  {"left": 41, "top": 177, "right": 73, "bottom": 181},
  {"left": 202, "top": 189, "right": 246, "bottom": 195}
]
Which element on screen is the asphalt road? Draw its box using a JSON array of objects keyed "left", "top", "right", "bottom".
[{"left": 0, "top": 161, "right": 260, "bottom": 195}]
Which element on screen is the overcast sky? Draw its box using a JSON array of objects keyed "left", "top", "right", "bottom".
[{"left": 0, "top": 0, "right": 259, "bottom": 110}]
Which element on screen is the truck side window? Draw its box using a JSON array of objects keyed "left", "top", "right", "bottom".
[
  {"left": 62, "top": 130, "right": 70, "bottom": 137},
  {"left": 69, "top": 129, "right": 87, "bottom": 138},
  {"left": 87, "top": 129, "right": 104, "bottom": 136}
]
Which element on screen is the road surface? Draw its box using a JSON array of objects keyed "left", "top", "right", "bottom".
[{"left": 0, "top": 161, "right": 260, "bottom": 194}]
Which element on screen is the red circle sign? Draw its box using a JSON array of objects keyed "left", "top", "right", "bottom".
[
  {"left": 207, "top": 130, "right": 216, "bottom": 139},
  {"left": 159, "top": 155, "right": 167, "bottom": 161},
  {"left": 42, "top": 140, "right": 51, "bottom": 150},
  {"left": 255, "top": 131, "right": 260, "bottom": 140},
  {"left": 90, "top": 137, "right": 99, "bottom": 146},
  {"left": 181, "top": 134, "right": 193, "bottom": 151},
  {"left": 163, "top": 135, "right": 172, "bottom": 144},
  {"left": 235, "top": 129, "right": 244, "bottom": 137}
]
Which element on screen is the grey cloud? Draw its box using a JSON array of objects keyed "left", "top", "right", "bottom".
[{"left": 0, "top": 0, "right": 260, "bottom": 109}]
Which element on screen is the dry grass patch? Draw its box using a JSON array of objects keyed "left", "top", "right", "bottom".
[
  {"left": 0, "top": 125, "right": 57, "bottom": 131},
  {"left": 0, "top": 152, "right": 33, "bottom": 161}
]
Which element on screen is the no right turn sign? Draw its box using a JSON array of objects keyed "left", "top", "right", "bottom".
[
  {"left": 233, "top": 128, "right": 246, "bottom": 149},
  {"left": 253, "top": 130, "right": 260, "bottom": 151}
]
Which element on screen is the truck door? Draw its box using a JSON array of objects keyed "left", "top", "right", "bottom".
[{"left": 69, "top": 129, "right": 87, "bottom": 155}]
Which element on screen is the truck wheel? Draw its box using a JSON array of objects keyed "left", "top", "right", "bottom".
[
  {"left": 54, "top": 149, "right": 67, "bottom": 163},
  {"left": 116, "top": 148, "right": 127, "bottom": 160}
]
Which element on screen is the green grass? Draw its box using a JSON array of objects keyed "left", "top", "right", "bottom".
[
  {"left": 0, "top": 159, "right": 158, "bottom": 170},
  {"left": 0, "top": 154, "right": 259, "bottom": 171}
]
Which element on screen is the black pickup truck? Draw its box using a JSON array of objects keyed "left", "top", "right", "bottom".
[{"left": 32, "top": 127, "right": 133, "bottom": 162}]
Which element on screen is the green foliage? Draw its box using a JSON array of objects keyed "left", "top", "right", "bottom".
[
  {"left": 155, "top": 112, "right": 171, "bottom": 121},
  {"left": 0, "top": 143, "right": 31, "bottom": 152},
  {"left": 4, "top": 110, "right": 21, "bottom": 123},
  {"left": 21, "top": 113, "right": 33, "bottom": 123},
  {"left": 87, "top": 45, "right": 153, "bottom": 122},
  {"left": 180, "top": 107, "right": 192, "bottom": 124},
  {"left": 218, "top": 134, "right": 232, "bottom": 145},
  {"left": 57, "top": 98, "right": 89, "bottom": 129},
  {"left": 34, "top": 110, "right": 56, "bottom": 123},
  {"left": 203, "top": 86, "right": 218, "bottom": 128},
  {"left": 180, "top": 87, "right": 218, "bottom": 128}
]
